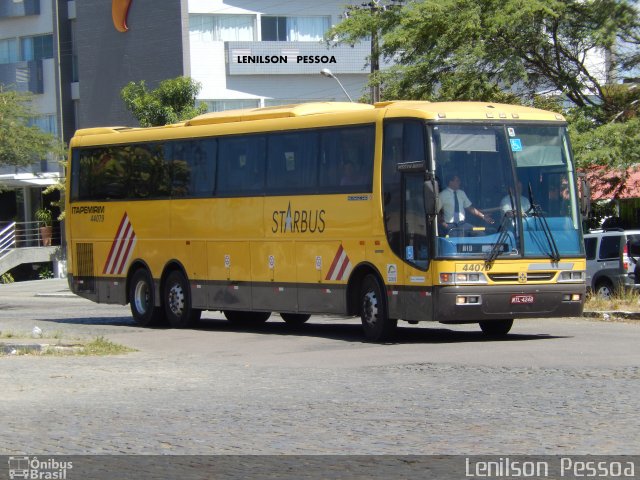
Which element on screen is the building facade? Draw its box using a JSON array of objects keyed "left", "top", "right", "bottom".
[
  {"left": 0, "top": 0, "right": 63, "bottom": 226},
  {"left": 72, "top": 0, "right": 380, "bottom": 128}
]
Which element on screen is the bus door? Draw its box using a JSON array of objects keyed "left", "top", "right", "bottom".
[{"left": 383, "top": 119, "right": 434, "bottom": 322}]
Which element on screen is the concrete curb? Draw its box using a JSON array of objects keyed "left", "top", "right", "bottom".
[
  {"left": 583, "top": 311, "right": 640, "bottom": 320},
  {"left": 0, "top": 342, "right": 84, "bottom": 355},
  {"left": 34, "top": 292, "right": 76, "bottom": 298}
]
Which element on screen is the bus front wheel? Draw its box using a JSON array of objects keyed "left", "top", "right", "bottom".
[
  {"left": 129, "top": 269, "right": 165, "bottom": 327},
  {"left": 163, "top": 270, "right": 201, "bottom": 328},
  {"left": 360, "top": 274, "right": 396, "bottom": 342},
  {"left": 479, "top": 319, "right": 513, "bottom": 336}
]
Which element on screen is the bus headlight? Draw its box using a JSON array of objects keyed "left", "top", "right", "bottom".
[
  {"left": 440, "top": 272, "right": 488, "bottom": 285},
  {"left": 558, "top": 271, "right": 585, "bottom": 282}
]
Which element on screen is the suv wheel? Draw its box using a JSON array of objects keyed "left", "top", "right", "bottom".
[{"left": 595, "top": 279, "right": 614, "bottom": 299}]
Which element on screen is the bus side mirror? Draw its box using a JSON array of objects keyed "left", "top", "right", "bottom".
[
  {"left": 424, "top": 173, "right": 439, "bottom": 216},
  {"left": 578, "top": 172, "right": 591, "bottom": 218}
]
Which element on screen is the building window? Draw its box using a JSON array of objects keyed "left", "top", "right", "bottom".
[
  {"left": 0, "top": 38, "right": 18, "bottom": 64},
  {"left": 261, "top": 16, "right": 330, "bottom": 42},
  {"left": 20, "top": 34, "right": 53, "bottom": 61},
  {"left": 189, "top": 14, "right": 255, "bottom": 42},
  {"left": 28, "top": 114, "right": 58, "bottom": 137},
  {"left": 200, "top": 99, "right": 260, "bottom": 112}
]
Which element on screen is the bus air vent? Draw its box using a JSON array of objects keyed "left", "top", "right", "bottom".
[
  {"left": 76, "top": 243, "right": 95, "bottom": 293},
  {"left": 488, "top": 272, "right": 555, "bottom": 282}
]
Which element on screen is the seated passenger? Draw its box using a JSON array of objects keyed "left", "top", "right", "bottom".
[{"left": 500, "top": 181, "right": 531, "bottom": 217}]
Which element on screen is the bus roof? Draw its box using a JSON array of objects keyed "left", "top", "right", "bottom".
[
  {"left": 71, "top": 101, "right": 565, "bottom": 140},
  {"left": 186, "top": 102, "right": 374, "bottom": 126},
  {"left": 378, "top": 100, "right": 566, "bottom": 122}
]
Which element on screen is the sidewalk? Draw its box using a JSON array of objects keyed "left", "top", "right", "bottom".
[{"left": 0, "top": 278, "right": 73, "bottom": 297}]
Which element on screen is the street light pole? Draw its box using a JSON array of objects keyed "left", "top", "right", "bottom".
[{"left": 320, "top": 68, "right": 354, "bottom": 102}]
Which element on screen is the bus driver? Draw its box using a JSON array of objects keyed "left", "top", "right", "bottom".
[{"left": 438, "top": 173, "right": 493, "bottom": 234}]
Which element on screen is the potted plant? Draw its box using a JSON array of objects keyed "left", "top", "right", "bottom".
[{"left": 35, "top": 208, "right": 53, "bottom": 246}]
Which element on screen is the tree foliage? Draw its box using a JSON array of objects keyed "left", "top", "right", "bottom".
[
  {"left": 0, "top": 88, "right": 64, "bottom": 168},
  {"left": 330, "top": 0, "right": 640, "bottom": 109},
  {"left": 121, "top": 76, "right": 207, "bottom": 127}
]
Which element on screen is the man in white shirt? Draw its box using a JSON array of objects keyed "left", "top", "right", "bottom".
[
  {"left": 438, "top": 174, "right": 493, "bottom": 234},
  {"left": 500, "top": 181, "right": 531, "bottom": 217}
]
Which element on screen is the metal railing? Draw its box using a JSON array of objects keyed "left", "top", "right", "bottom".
[
  {"left": 0, "top": 222, "right": 16, "bottom": 261},
  {"left": 0, "top": 221, "right": 61, "bottom": 258}
]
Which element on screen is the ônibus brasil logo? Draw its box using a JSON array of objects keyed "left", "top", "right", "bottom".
[{"left": 8, "top": 456, "right": 73, "bottom": 479}]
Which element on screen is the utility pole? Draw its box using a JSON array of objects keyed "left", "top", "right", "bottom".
[
  {"left": 370, "top": 1, "right": 381, "bottom": 104},
  {"left": 346, "top": 1, "right": 403, "bottom": 104}
]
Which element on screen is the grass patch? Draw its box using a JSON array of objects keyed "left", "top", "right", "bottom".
[
  {"left": 585, "top": 289, "right": 640, "bottom": 312},
  {"left": 77, "top": 336, "right": 135, "bottom": 356}
]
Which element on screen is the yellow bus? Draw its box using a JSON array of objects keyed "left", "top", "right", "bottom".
[{"left": 66, "top": 101, "right": 586, "bottom": 341}]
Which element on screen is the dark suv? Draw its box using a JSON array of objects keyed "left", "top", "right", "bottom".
[{"left": 584, "top": 229, "right": 640, "bottom": 298}]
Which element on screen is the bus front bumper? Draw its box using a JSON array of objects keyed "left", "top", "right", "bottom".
[{"left": 433, "top": 283, "right": 585, "bottom": 323}]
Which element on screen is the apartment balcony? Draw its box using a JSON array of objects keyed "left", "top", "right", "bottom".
[
  {"left": 226, "top": 41, "right": 391, "bottom": 76},
  {"left": 0, "top": 0, "right": 39, "bottom": 18},
  {"left": 0, "top": 60, "right": 43, "bottom": 94}
]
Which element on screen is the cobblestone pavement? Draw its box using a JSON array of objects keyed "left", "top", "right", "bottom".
[{"left": 1, "top": 280, "right": 639, "bottom": 455}]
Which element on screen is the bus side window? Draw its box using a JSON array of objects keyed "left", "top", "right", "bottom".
[
  {"left": 217, "top": 136, "right": 266, "bottom": 195},
  {"left": 267, "top": 131, "right": 318, "bottom": 194},
  {"left": 319, "top": 125, "right": 374, "bottom": 193},
  {"left": 168, "top": 139, "right": 216, "bottom": 198}
]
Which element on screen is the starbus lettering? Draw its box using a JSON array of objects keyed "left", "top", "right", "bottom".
[{"left": 272, "top": 202, "right": 325, "bottom": 233}]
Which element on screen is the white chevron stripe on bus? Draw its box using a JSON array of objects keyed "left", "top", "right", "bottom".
[
  {"left": 326, "top": 245, "right": 352, "bottom": 281},
  {"left": 103, "top": 213, "right": 137, "bottom": 275}
]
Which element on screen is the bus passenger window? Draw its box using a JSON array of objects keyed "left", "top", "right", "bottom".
[
  {"left": 167, "top": 139, "right": 216, "bottom": 198},
  {"left": 217, "top": 136, "right": 266, "bottom": 195},
  {"left": 319, "top": 125, "right": 374, "bottom": 193},
  {"left": 266, "top": 131, "right": 318, "bottom": 194}
]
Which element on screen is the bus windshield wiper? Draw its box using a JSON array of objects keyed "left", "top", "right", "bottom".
[
  {"left": 528, "top": 183, "right": 561, "bottom": 263},
  {"left": 485, "top": 189, "right": 515, "bottom": 266}
]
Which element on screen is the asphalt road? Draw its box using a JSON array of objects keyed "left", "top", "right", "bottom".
[{"left": 1, "top": 279, "right": 639, "bottom": 457}]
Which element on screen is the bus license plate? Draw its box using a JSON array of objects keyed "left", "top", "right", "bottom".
[{"left": 511, "top": 294, "right": 534, "bottom": 304}]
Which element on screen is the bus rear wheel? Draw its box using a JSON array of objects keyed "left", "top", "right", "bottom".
[
  {"left": 163, "top": 270, "right": 201, "bottom": 328},
  {"left": 479, "top": 319, "right": 513, "bottom": 336},
  {"left": 224, "top": 310, "right": 271, "bottom": 325},
  {"left": 129, "top": 268, "right": 165, "bottom": 327},
  {"left": 280, "top": 313, "right": 311, "bottom": 325},
  {"left": 360, "top": 274, "right": 396, "bottom": 342}
]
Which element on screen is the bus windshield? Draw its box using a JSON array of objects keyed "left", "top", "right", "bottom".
[{"left": 432, "top": 123, "right": 583, "bottom": 260}]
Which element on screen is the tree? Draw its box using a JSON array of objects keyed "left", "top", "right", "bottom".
[
  {"left": 329, "top": 0, "right": 640, "bottom": 109},
  {"left": 0, "top": 87, "right": 64, "bottom": 168},
  {"left": 121, "top": 76, "right": 207, "bottom": 127}
]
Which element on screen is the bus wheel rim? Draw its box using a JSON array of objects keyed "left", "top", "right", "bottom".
[
  {"left": 134, "top": 281, "right": 149, "bottom": 315},
  {"left": 168, "top": 283, "right": 185, "bottom": 317},
  {"left": 363, "top": 290, "right": 378, "bottom": 326}
]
